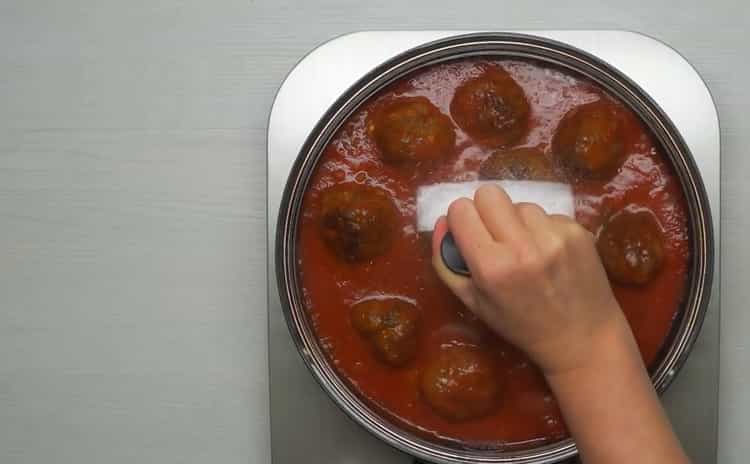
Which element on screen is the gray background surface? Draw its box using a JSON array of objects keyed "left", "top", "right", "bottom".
[{"left": 0, "top": 1, "right": 746, "bottom": 463}]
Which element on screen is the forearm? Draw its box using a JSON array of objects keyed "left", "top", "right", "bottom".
[{"left": 545, "top": 313, "right": 689, "bottom": 464}]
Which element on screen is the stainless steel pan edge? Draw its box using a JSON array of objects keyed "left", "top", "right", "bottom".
[{"left": 275, "top": 32, "right": 714, "bottom": 464}]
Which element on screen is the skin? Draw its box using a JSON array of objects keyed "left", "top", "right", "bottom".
[{"left": 431, "top": 184, "right": 689, "bottom": 464}]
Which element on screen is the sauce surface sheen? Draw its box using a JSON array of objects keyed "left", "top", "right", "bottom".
[{"left": 296, "top": 59, "right": 690, "bottom": 448}]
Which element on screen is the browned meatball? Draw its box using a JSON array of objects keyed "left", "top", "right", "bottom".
[
  {"left": 478, "top": 147, "right": 559, "bottom": 181},
  {"left": 367, "top": 97, "right": 456, "bottom": 165},
  {"left": 552, "top": 100, "right": 626, "bottom": 179},
  {"left": 319, "top": 184, "right": 398, "bottom": 262},
  {"left": 450, "top": 67, "right": 530, "bottom": 147},
  {"left": 596, "top": 209, "right": 665, "bottom": 285},
  {"left": 420, "top": 346, "right": 500, "bottom": 421},
  {"left": 351, "top": 298, "right": 419, "bottom": 367}
]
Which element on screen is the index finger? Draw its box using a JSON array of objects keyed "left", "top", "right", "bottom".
[
  {"left": 446, "top": 197, "right": 498, "bottom": 274},
  {"left": 474, "top": 184, "right": 529, "bottom": 247}
]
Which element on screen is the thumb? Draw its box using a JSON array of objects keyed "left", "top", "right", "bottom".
[{"left": 432, "top": 216, "right": 478, "bottom": 309}]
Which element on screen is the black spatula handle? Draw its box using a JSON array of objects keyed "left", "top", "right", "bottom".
[{"left": 440, "top": 232, "right": 471, "bottom": 277}]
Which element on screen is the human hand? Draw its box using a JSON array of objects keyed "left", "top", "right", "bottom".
[{"left": 432, "top": 184, "right": 627, "bottom": 376}]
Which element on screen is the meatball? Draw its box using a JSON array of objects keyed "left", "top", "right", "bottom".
[
  {"left": 351, "top": 298, "right": 419, "bottom": 367},
  {"left": 319, "top": 184, "right": 398, "bottom": 262},
  {"left": 450, "top": 67, "right": 530, "bottom": 147},
  {"left": 552, "top": 100, "right": 626, "bottom": 179},
  {"left": 478, "top": 147, "right": 559, "bottom": 181},
  {"left": 367, "top": 96, "right": 456, "bottom": 165},
  {"left": 420, "top": 346, "right": 500, "bottom": 421},
  {"left": 596, "top": 209, "right": 665, "bottom": 285}
]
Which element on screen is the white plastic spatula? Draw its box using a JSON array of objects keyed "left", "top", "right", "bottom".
[{"left": 416, "top": 180, "right": 576, "bottom": 276}]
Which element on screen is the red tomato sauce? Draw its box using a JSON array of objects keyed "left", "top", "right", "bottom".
[{"left": 296, "top": 59, "right": 690, "bottom": 449}]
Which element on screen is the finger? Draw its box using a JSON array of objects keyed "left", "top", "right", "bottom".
[
  {"left": 431, "top": 215, "right": 449, "bottom": 257},
  {"left": 548, "top": 213, "right": 595, "bottom": 240},
  {"left": 445, "top": 197, "right": 497, "bottom": 274},
  {"left": 548, "top": 213, "right": 578, "bottom": 226},
  {"left": 516, "top": 202, "right": 553, "bottom": 245},
  {"left": 431, "top": 216, "right": 478, "bottom": 308},
  {"left": 473, "top": 184, "right": 529, "bottom": 246}
]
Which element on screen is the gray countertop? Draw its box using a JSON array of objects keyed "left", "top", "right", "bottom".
[{"left": 0, "top": 1, "right": 747, "bottom": 463}]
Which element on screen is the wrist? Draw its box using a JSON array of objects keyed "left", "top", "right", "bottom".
[
  {"left": 543, "top": 310, "right": 642, "bottom": 388},
  {"left": 539, "top": 310, "right": 687, "bottom": 464}
]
